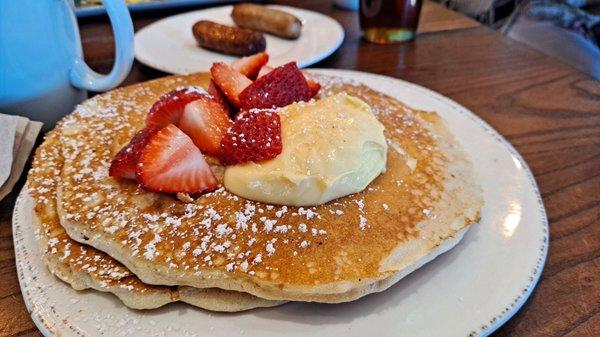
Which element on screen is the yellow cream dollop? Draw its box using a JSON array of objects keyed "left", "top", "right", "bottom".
[{"left": 223, "top": 93, "right": 388, "bottom": 206}]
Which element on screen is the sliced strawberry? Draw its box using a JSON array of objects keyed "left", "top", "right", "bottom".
[
  {"left": 179, "top": 96, "right": 232, "bottom": 156},
  {"left": 220, "top": 110, "right": 282, "bottom": 165},
  {"left": 307, "top": 79, "right": 321, "bottom": 98},
  {"left": 238, "top": 62, "right": 311, "bottom": 110},
  {"left": 253, "top": 65, "right": 321, "bottom": 98},
  {"left": 109, "top": 127, "right": 160, "bottom": 180},
  {"left": 210, "top": 62, "right": 252, "bottom": 108},
  {"left": 207, "top": 80, "right": 231, "bottom": 115},
  {"left": 257, "top": 65, "right": 273, "bottom": 78},
  {"left": 231, "top": 52, "right": 269, "bottom": 80},
  {"left": 137, "top": 124, "right": 218, "bottom": 194},
  {"left": 146, "top": 88, "right": 206, "bottom": 128}
]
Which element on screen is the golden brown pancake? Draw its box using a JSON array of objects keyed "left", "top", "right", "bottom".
[
  {"left": 27, "top": 129, "right": 284, "bottom": 311},
  {"left": 52, "top": 72, "right": 482, "bottom": 302}
]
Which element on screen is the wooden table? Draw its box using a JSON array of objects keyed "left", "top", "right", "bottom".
[{"left": 1, "top": 1, "right": 598, "bottom": 336}]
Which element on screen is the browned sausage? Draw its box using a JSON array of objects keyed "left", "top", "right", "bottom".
[
  {"left": 231, "top": 4, "right": 302, "bottom": 40},
  {"left": 192, "top": 20, "right": 266, "bottom": 56}
]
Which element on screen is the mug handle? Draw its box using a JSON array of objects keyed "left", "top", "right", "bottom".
[{"left": 69, "top": 0, "right": 134, "bottom": 92}]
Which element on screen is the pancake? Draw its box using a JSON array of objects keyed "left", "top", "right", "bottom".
[
  {"left": 27, "top": 129, "right": 284, "bottom": 311},
  {"left": 54, "top": 72, "right": 483, "bottom": 302}
]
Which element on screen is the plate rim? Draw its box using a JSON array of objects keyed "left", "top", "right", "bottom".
[
  {"left": 133, "top": 4, "right": 345, "bottom": 74},
  {"left": 12, "top": 189, "right": 60, "bottom": 337},
  {"left": 311, "top": 69, "right": 549, "bottom": 337},
  {"left": 13, "top": 69, "right": 549, "bottom": 337}
]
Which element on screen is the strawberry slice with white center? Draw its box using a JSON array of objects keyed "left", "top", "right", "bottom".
[
  {"left": 256, "top": 65, "right": 273, "bottom": 78},
  {"left": 146, "top": 88, "right": 207, "bottom": 128},
  {"left": 137, "top": 124, "right": 218, "bottom": 194},
  {"left": 231, "top": 52, "right": 269, "bottom": 80},
  {"left": 210, "top": 62, "right": 252, "bottom": 108},
  {"left": 109, "top": 126, "right": 159, "bottom": 180},
  {"left": 179, "top": 96, "right": 232, "bottom": 156},
  {"left": 257, "top": 65, "right": 273, "bottom": 78},
  {"left": 207, "top": 80, "right": 231, "bottom": 115}
]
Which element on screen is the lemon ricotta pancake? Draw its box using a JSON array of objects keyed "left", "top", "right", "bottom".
[
  {"left": 53, "top": 72, "right": 482, "bottom": 303},
  {"left": 28, "top": 129, "right": 283, "bottom": 311}
]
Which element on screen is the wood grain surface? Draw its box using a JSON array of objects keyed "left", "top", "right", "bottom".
[{"left": 1, "top": 1, "right": 598, "bottom": 336}]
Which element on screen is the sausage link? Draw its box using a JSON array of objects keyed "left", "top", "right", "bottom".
[
  {"left": 192, "top": 20, "right": 266, "bottom": 56},
  {"left": 231, "top": 4, "right": 302, "bottom": 40}
]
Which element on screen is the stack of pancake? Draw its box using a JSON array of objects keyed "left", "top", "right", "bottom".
[{"left": 27, "top": 73, "right": 483, "bottom": 311}]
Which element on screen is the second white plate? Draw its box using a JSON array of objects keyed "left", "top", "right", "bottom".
[{"left": 134, "top": 5, "right": 345, "bottom": 74}]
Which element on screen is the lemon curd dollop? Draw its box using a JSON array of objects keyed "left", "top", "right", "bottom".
[{"left": 223, "top": 93, "right": 388, "bottom": 206}]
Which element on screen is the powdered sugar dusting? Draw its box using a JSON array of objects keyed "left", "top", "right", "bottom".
[{"left": 48, "top": 73, "right": 443, "bottom": 288}]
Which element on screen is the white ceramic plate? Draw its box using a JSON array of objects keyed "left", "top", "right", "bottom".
[
  {"left": 134, "top": 5, "right": 345, "bottom": 74},
  {"left": 14, "top": 70, "right": 548, "bottom": 337}
]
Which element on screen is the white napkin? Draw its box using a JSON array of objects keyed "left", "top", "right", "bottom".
[
  {"left": 0, "top": 116, "right": 18, "bottom": 187},
  {"left": 0, "top": 114, "right": 43, "bottom": 201}
]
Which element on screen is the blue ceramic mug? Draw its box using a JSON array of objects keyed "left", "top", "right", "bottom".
[{"left": 0, "top": 0, "right": 134, "bottom": 128}]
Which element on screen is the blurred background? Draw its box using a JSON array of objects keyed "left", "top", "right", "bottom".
[
  {"left": 75, "top": 0, "right": 600, "bottom": 79},
  {"left": 438, "top": 0, "right": 600, "bottom": 79}
]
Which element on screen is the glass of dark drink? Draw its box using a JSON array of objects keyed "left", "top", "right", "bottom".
[{"left": 360, "top": 0, "right": 424, "bottom": 43}]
